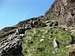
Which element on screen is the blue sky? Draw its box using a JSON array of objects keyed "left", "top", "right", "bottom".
[{"left": 0, "top": 0, "right": 54, "bottom": 29}]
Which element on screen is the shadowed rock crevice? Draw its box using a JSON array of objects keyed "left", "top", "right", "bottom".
[{"left": 1, "top": 45, "right": 23, "bottom": 56}]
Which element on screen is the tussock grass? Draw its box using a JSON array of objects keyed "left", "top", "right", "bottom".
[{"left": 22, "top": 27, "right": 71, "bottom": 56}]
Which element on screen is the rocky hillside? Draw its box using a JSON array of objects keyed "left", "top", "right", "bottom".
[
  {"left": 46, "top": 0, "right": 75, "bottom": 27},
  {"left": 0, "top": 0, "right": 75, "bottom": 56}
]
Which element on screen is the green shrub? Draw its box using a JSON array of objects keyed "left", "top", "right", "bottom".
[{"left": 22, "top": 27, "right": 71, "bottom": 56}]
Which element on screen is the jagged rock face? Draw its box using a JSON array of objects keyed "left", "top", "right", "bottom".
[
  {"left": 0, "top": 34, "right": 23, "bottom": 56},
  {"left": 46, "top": 0, "right": 75, "bottom": 27}
]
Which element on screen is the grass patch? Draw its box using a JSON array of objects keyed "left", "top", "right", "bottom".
[{"left": 22, "top": 27, "right": 71, "bottom": 56}]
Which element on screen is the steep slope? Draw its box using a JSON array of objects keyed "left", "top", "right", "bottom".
[
  {"left": 0, "top": 0, "right": 75, "bottom": 56},
  {"left": 46, "top": 0, "right": 75, "bottom": 27}
]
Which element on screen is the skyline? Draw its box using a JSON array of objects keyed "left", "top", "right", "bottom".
[{"left": 0, "top": 0, "right": 54, "bottom": 29}]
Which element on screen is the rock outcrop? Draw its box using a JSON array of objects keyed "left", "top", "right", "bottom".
[
  {"left": 0, "top": 33, "right": 23, "bottom": 56},
  {"left": 46, "top": 0, "right": 75, "bottom": 27}
]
